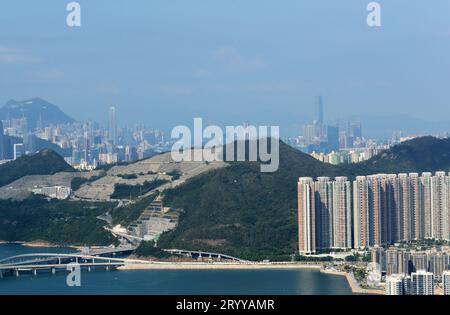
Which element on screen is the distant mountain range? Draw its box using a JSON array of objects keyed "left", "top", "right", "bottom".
[
  {"left": 359, "top": 115, "right": 450, "bottom": 139},
  {"left": 0, "top": 98, "right": 75, "bottom": 129}
]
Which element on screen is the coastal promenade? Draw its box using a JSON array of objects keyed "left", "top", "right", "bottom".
[{"left": 320, "top": 269, "right": 384, "bottom": 295}]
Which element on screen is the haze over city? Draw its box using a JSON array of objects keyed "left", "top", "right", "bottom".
[{"left": 1, "top": 0, "right": 450, "bottom": 136}]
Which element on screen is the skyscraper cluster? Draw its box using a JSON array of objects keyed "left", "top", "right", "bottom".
[
  {"left": 298, "top": 172, "right": 450, "bottom": 254},
  {"left": 373, "top": 247, "right": 450, "bottom": 281},
  {"left": 295, "top": 96, "right": 364, "bottom": 154},
  {"left": 1, "top": 103, "right": 168, "bottom": 168}
]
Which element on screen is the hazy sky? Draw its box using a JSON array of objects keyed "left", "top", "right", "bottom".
[{"left": 1, "top": 0, "right": 450, "bottom": 134}]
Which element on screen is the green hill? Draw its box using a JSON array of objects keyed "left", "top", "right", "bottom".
[
  {"left": 0, "top": 196, "right": 116, "bottom": 246},
  {"left": 342, "top": 136, "right": 450, "bottom": 176},
  {"left": 0, "top": 149, "right": 74, "bottom": 188},
  {"left": 153, "top": 137, "right": 450, "bottom": 261}
]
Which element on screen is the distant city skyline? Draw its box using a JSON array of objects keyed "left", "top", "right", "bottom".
[{"left": 2, "top": 1, "right": 450, "bottom": 134}]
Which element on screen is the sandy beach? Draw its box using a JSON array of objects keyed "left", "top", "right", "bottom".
[
  {"left": 0, "top": 240, "right": 83, "bottom": 249},
  {"left": 119, "top": 262, "right": 323, "bottom": 271}
]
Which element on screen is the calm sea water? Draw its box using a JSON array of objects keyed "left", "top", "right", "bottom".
[{"left": 0, "top": 244, "right": 353, "bottom": 295}]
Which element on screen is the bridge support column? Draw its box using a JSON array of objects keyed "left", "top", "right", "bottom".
[
  {"left": 106, "top": 266, "right": 109, "bottom": 271},
  {"left": 15, "top": 270, "right": 19, "bottom": 277},
  {"left": 52, "top": 268, "right": 56, "bottom": 275},
  {"left": 88, "top": 266, "right": 91, "bottom": 272},
  {"left": 0, "top": 271, "right": 3, "bottom": 279},
  {"left": 33, "top": 269, "right": 37, "bottom": 276}
]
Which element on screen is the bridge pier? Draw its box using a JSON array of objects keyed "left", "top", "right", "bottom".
[
  {"left": 15, "top": 270, "right": 19, "bottom": 277},
  {"left": 33, "top": 269, "right": 37, "bottom": 276},
  {"left": 52, "top": 268, "right": 56, "bottom": 275},
  {"left": 0, "top": 270, "right": 3, "bottom": 279},
  {"left": 88, "top": 266, "right": 91, "bottom": 272}
]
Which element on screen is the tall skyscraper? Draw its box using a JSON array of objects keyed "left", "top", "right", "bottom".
[
  {"left": 315, "top": 177, "right": 333, "bottom": 249},
  {"left": 332, "top": 177, "right": 352, "bottom": 249},
  {"left": 409, "top": 173, "right": 423, "bottom": 240},
  {"left": 398, "top": 174, "right": 412, "bottom": 241},
  {"left": 386, "top": 174, "right": 400, "bottom": 243},
  {"left": 421, "top": 172, "right": 433, "bottom": 239},
  {"left": 348, "top": 121, "right": 363, "bottom": 139},
  {"left": 365, "top": 174, "right": 390, "bottom": 247},
  {"left": 327, "top": 125, "right": 339, "bottom": 152},
  {"left": 431, "top": 172, "right": 448, "bottom": 240},
  {"left": 299, "top": 176, "right": 351, "bottom": 253},
  {"left": 298, "top": 177, "right": 316, "bottom": 254},
  {"left": 354, "top": 176, "right": 370, "bottom": 249},
  {"left": 316, "top": 96, "right": 323, "bottom": 124},
  {"left": 108, "top": 106, "right": 117, "bottom": 147}
]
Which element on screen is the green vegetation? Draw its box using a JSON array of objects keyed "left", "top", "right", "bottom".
[
  {"left": 117, "top": 174, "right": 138, "bottom": 179},
  {"left": 94, "top": 161, "right": 132, "bottom": 172},
  {"left": 111, "top": 179, "right": 168, "bottom": 200},
  {"left": 167, "top": 170, "right": 182, "bottom": 181},
  {"left": 0, "top": 196, "right": 116, "bottom": 246},
  {"left": 295, "top": 255, "right": 333, "bottom": 262},
  {"left": 341, "top": 136, "right": 450, "bottom": 177},
  {"left": 135, "top": 241, "right": 172, "bottom": 258},
  {"left": 110, "top": 195, "right": 156, "bottom": 226},
  {"left": 0, "top": 149, "right": 74, "bottom": 187},
  {"left": 345, "top": 253, "right": 361, "bottom": 262},
  {"left": 70, "top": 172, "right": 106, "bottom": 191}
]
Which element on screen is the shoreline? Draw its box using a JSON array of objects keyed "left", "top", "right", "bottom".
[
  {"left": 0, "top": 242, "right": 384, "bottom": 295},
  {"left": 320, "top": 269, "right": 384, "bottom": 295},
  {"left": 0, "top": 240, "right": 83, "bottom": 250},
  {"left": 118, "top": 262, "right": 384, "bottom": 295},
  {"left": 118, "top": 262, "right": 323, "bottom": 271}
]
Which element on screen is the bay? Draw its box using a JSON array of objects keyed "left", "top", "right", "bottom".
[{"left": 0, "top": 244, "right": 353, "bottom": 295}]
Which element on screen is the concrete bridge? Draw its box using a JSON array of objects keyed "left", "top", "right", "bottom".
[
  {"left": 163, "top": 249, "right": 252, "bottom": 263},
  {"left": 0, "top": 246, "right": 137, "bottom": 278}
]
